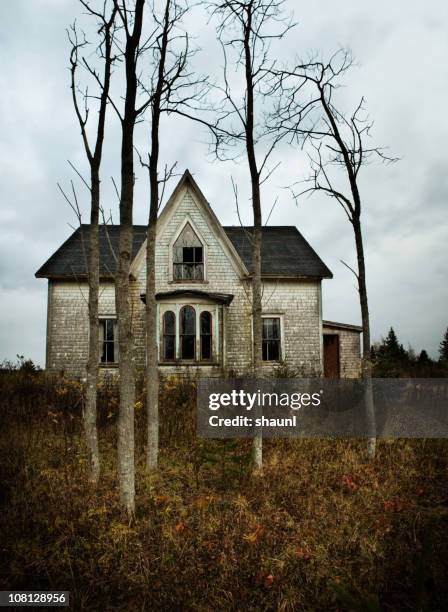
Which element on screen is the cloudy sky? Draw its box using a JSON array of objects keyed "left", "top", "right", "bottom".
[{"left": 1, "top": 0, "right": 447, "bottom": 365}]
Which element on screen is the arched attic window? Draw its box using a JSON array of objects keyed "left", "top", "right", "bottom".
[{"left": 173, "top": 223, "right": 204, "bottom": 280}]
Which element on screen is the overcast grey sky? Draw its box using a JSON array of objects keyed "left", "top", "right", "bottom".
[{"left": 1, "top": 0, "right": 447, "bottom": 365}]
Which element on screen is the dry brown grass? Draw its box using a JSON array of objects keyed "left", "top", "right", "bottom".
[{"left": 0, "top": 370, "right": 447, "bottom": 610}]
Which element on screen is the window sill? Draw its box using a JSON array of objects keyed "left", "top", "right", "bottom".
[
  {"left": 168, "top": 280, "right": 209, "bottom": 285},
  {"left": 158, "top": 361, "right": 220, "bottom": 367},
  {"left": 99, "top": 363, "right": 119, "bottom": 368}
]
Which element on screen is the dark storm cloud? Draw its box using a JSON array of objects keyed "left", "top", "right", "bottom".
[{"left": 1, "top": 0, "right": 447, "bottom": 364}]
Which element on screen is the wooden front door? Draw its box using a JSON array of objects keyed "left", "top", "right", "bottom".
[{"left": 324, "top": 334, "right": 340, "bottom": 378}]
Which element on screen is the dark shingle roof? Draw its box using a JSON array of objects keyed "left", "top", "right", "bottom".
[
  {"left": 36, "top": 224, "right": 332, "bottom": 280},
  {"left": 35, "top": 225, "right": 148, "bottom": 279},
  {"left": 223, "top": 226, "right": 332, "bottom": 278}
]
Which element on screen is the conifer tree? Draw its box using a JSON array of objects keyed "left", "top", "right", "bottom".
[{"left": 439, "top": 327, "right": 448, "bottom": 363}]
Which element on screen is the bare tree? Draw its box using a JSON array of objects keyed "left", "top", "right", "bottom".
[
  {"left": 272, "top": 50, "right": 397, "bottom": 458},
  {"left": 200, "top": 0, "right": 293, "bottom": 471},
  {"left": 112, "top": 0, "right": 150, "bottom": 515},
  {"left": 68, "top": 1, "right": 117, "bottom": 484},
  {"left": 138, "top": 0, "right": 202, "bottom": 471}
]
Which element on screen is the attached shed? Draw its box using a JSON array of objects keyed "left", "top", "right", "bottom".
[{"left": 322, "top": 321, "right": 362, "bottom": 378}]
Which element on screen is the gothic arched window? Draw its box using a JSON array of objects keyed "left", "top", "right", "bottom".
[
  {"left": 173, "top": 223, "right": 204, "bottom": 280},
  {"left": 180, "top": 305, "right": 196, "bottom": 359},
  {"left": 163, "top": 310, "right": 176, "bottom": 360},
  {"left": 200, "top": 311, "right": 212, "bottom": 360}
]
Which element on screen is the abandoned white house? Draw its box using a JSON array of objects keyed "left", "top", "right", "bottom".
[{"left": 36, "top": 171, "right": 362, "bottom": 378}]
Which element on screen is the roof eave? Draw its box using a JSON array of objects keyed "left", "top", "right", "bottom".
[
  {"left": 35, "top": 273, "right": 116, "bottom": 281},
  {"left": 323, "top": 320, "right": 363, "bottom": 333},
  {"left": 243, "top": 273, "right": 333, "bottom": 280}
]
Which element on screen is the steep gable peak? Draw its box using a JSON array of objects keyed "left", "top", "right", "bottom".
[{"left": 130, "top": 170, "right": 249, "bottom": 278}]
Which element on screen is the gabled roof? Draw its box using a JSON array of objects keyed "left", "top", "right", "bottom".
[
  {"left": 35, "top": 171, "right": 332, "bottom": 280},
  {"left": 144, "top": 169, "right": 249, "bottom": 278},
  {"left": 224, "top": 226, "right": 332, "bottom": 278}
]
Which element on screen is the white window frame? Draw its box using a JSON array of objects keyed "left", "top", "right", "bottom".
[
  {"left": 158, "top": 302, "right": 220, "bottom": 364},
  {"left": 98, "top": 315, "right": 118, "bottom": 365},
  {"left": 261, "top": 314, "right": 284, "bottom": 362}
]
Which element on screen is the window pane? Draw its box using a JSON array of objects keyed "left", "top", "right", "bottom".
[
  {"left": 262, "top": 318, "right": 271, "bottom": 339},
  {"left": 163, "top": 311, "right": 175, "bottom": 335},
  {"left": 262, "top": 341, "right": 268, "bottom": 361},
  {"left": 200, "top": 311, "right": 211, "bottom": 334},
  {"left": 183, "top": 247, "right": 194, "bottom": 263},
  {"left": 106, "top": 319, "right": 114, "bottom": 341},
  {"left": 268, "top": 340, "right": 279, "bottom": 361},
  {"left": 181, "top": 335, "right": 195, "bottom": 359},
  {"left": 201, "top": 335, "right": 211, "bottom": 360},
  {"left": 181, "top": 306, "right": 195, "bottom": 335},
  {"left": 164, "top": 335, "right": 175, "bottom": 360},
  {"left": 194, "top": 246, "right": 203, "bottom": 263},
  {"left": 263, "top": 317, "right": 280, "bottom": 340},
  {"left": 173, "top": 246, "right": 183, "bottom": 263},
  {"left": 106, "top": 341, "right": 115, "bottom": 363}
]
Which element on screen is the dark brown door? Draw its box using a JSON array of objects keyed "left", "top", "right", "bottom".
[{"left": 324, "top": 334, "right": 340, "bottom": 378}]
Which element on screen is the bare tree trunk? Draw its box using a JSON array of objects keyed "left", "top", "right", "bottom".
[
  {"left": 182, "top": 0, "right": 290, "bottom": 470},
  {"left": 353, "top": 216, "right": 376, "bottom": 458},
  {"left": 85, "top": 173, "right": 100, "bottom": 483},
  {"left": 115, "top": 0, "right": 146, "bottom": 515},
  {"left": 320, "top": 85, "right": 377, "bottom": 459},
  {"left": 68, "top": 4, "right": 117, "bottom": 483},
  {"left": 146, "top": 84, "right": 161, "bottom": 469},
  {"left": 116, "top": 124, "right": 136, "bottom": 511},
  {"left": 243, "top": 7, "right": 263, "bottom": 471},
  {"left": 146, "top": 219, "right": 158, "bottom": 470},
  {"left": 143, "top": 0, "right": 199, "bottom": 470},
  {"left": 144, "top": 0, "right": 168, "bottom": 473},
  {"left": 251, "top": 220, "right": 263, "bottom": 470},
  {"left": 116, "top": 130, "right": 137, "bottom": 515}
]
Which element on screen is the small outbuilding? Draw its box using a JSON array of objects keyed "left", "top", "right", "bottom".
[{"left": 323, "top": 320, "right": 363, "bottom": 378}]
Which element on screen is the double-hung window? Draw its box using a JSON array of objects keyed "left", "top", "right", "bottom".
[
  {"left": 99, "top": 318, "right": 118, "bottom": 364},
  {"left": 262, "top": 317, "right": 281, "bottom": 361}
]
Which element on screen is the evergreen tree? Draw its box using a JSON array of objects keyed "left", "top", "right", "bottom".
[
  {"left": 439, "top": 327, "right": 448, "bottom": 363},
  {"left": 385, "top": 327, "right": 406, "bottom": 359},
  {"left": 372, "top": 327, "right": 410, "bottom": 377},
  {"left": 418, "top": 349, "right": 430, "bottom": 364}
]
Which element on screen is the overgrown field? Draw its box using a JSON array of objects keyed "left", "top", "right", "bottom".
[{"left": 1, "top": 367, "right": 447, "bottom": 611}]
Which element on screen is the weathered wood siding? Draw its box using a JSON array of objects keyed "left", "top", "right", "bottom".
[{"left": 46, "top": 187, "right": 325, "bottom": 378}]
